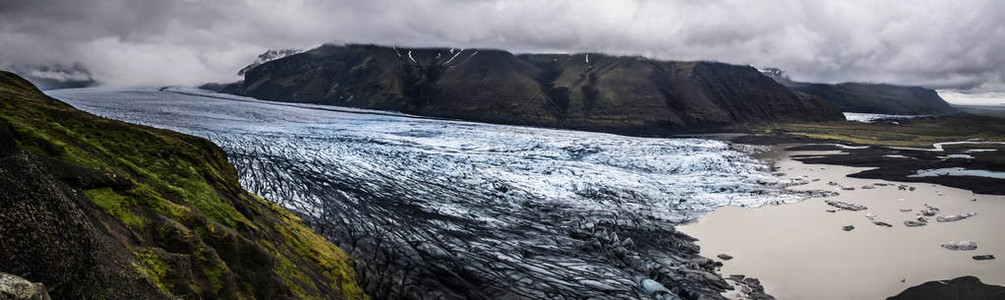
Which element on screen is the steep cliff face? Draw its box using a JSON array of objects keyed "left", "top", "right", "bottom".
[
  {"left": 763, "top": 69, "right": 957, "bottom": 115},
  {"left": 791, "top": 82, "right": 956, "bottom": 114},
  {"left": 216, "top": 44, "right": 844, "bottom": 134},
  {"left": 0, "top": 71, "right": 366, "bottom": 299}
]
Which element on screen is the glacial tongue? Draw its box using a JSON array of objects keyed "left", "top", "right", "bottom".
[{"left": 52, "top": 87, "right": 806, "bottom": 299}]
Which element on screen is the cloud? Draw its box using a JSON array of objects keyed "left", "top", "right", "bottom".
[{"left": 1, "top": 0, "right": 1003, "bottom": 90}]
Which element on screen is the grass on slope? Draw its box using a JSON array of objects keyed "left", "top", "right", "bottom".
[
  {"left": 0, "top": 71, "right": 365, "bottom": 299},
  {"left": 754, "top": 115, "right": 1005, "bottom": 148}
]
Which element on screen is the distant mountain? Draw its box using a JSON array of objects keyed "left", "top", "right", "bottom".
[
  {"left": 762, "top": 68, "right": 956, "bottom": 115},
  {"left": 207, "top": 44, "right": 844, "bottom": 134}
]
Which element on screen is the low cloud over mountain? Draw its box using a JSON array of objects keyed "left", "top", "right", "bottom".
[{"left": 1, "top": 0, "right": 1003, "bottom": 94}]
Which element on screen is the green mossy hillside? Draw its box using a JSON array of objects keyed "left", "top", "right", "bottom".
[{"left": 0, "top": 71, "right": 366, "bottom": 299}]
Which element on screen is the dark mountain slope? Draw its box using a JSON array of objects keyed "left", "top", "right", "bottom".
[
  {"left": 0, "top": 71, "right": 365, "bottom": 299},
  {"left": 763, "top": 69, "right": 957, "bottom": 115},
  {"left": 214, "top": 44, "right": 844, "bottom": 134},
  {"left": 793, "top": 82, "right": 956, "bottom": 114}
]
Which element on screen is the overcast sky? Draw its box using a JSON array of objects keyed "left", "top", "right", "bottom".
[{"left": 1, "top": 0, "right": 1004, "bottom": 100}]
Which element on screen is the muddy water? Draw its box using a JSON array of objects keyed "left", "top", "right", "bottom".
[{"left": 680, "top": 148, "right": 1005, "bottom": 300}]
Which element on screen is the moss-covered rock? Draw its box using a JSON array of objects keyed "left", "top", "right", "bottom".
[
  {"left": 0, "top": 71, "right": 366, "bottom": 299},
  {"left": 0, "top": 272, "right": 51, "bottom": 300}
]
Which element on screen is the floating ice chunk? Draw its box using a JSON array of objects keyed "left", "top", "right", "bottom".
[
  {"left": 920, "top": 204, "right": 940, "bottom": 216},
  {"left": 872, "top": 220, "right": 893, "bottom": 227},
  {"left": 938, "top": 154, "right": 974, "bottom": 159},
  {"left": 937, "top": 212, "right": 977, "bottom": 222},
  {"left": 865, "top": 213, "right": 892, "bottom": 227},
  {"left": 833, "top": 144, "right": 870, "bottom": 150},
  {"left": 910, "top": 167, "right": 1005, "bottom": 180},
  {"left": 826, "top": 200, "right": 867, "bottom": 211},
  {"left": 843, "top": 113, "right": 926, "bottom": 123},
  {"left": 941, "top": 241, "right": 977, "bottom": 251}
]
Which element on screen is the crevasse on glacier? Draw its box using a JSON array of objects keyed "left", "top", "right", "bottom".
[{"left": 51, "top": 87, "right": 805, "bottom": 300}]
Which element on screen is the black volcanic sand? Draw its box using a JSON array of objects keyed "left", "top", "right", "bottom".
[{"left": 782, "top": 144, "right": 1005, "bottom": 195}]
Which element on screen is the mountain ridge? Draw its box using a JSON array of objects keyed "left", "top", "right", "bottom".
[
  {"left": 207, "top": 44, "right": 845, "bottom": 135},
  {"left": 761, "top": 68, "right": 957, "bottom": 115}
]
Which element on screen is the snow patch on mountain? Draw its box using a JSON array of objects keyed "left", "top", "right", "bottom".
[{"left": 238, "top": 49, "right": 302, "bottom": 76}]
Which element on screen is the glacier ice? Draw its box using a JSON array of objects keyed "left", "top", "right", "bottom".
[{"left": 49, "top": 87, "right": 807, "bottom": 299}]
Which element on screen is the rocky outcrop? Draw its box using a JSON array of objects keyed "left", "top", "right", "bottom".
[
  {"left": 887, "top": 276, "right": 1005, "bottom": 300},
  {"left": 0, "top": 273, "right": 50, "bottom": 300},
  {"left": 210, "top": 44, "right": 844, "bottom": 135},
  {"left": 763, "top": 68, "right": 956, "bottom": 115},
  {"left": 0, "top": 71, "right": 365, "bottom": 299}
]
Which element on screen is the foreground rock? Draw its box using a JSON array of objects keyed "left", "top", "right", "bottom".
[
  {"left": 887, "top": 276, "right": 1005, "bottom": 300},
  {"left": 725, "top": 275, "right": 776, "bottom": 300},
  {"left": 0, "top": 273, "right": 50, "bottom": 300},
  {"left": 210, "top": 44, "right": 843, "bottom": 135},
  {"left": 0, "top": 71, "right": 364, "bottom": 299}
]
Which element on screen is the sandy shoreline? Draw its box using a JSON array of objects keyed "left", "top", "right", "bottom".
[{"left": 679, "top": 145, "right": 1005, "bottom": 300}]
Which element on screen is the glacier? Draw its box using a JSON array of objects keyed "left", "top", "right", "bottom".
[{"left": 48, "top": 87, "right": 805, "bottom": 299}]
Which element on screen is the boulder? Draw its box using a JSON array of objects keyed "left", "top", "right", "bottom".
[{"left": 0, "top": 273, "right": 50, "bottom": 300}]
